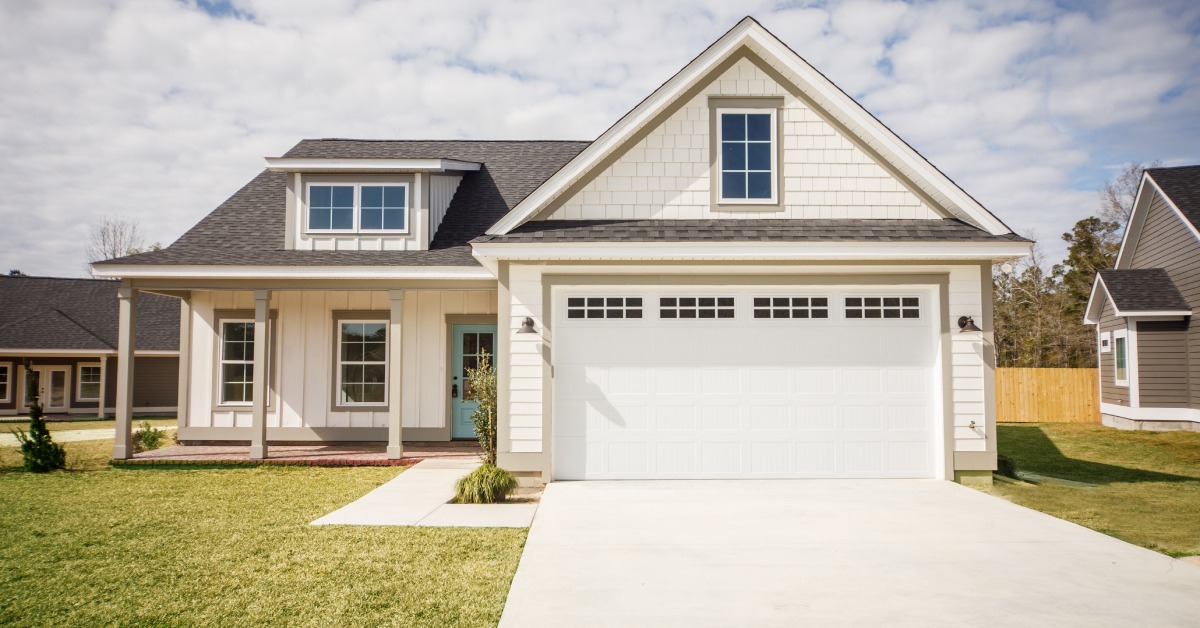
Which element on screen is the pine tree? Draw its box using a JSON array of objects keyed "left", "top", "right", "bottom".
[{"left": 13, "top": 359, "right": 66, "bottom": 472}]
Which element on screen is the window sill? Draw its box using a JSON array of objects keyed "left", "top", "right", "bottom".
[
  {"left": 305, "top": 230, "right": 411, "bottom": 236},
  {"left": 333, "top": 404, "right": 389, "bottom": 412},
  {"left": 713, "top": 201, "right": 783, "bottom": 211}
]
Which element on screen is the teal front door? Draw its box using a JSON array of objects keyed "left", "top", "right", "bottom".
[{"left": 452, "top": 324, "right": 497, "bottom": 439}]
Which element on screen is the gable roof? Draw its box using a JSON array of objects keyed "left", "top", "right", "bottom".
[
  {"left": 1084, "top": 268, "right": 1192, "bottom": 323},
  {"left": 1115, "top": 165, "right": 1200, "bottom": 269},
  {"left": 93, "top": 140, "right": 589, "bottom": 269},
  {"left": 487, "top": 17, "right": 1014, "bottom": 237},
  {"left": 0, "top": 276, "right": 179, "bottom": 351},
  {"left": 473, "top": 218, "right": 1029, "bottom": 244}
]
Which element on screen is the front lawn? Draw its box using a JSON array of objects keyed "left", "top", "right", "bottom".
[
  {"left": 0, "top": 439, "right": 525, "bottom": 627},
  {"left": 989, "top": 423, "right": 1200, "bottom": 557}
]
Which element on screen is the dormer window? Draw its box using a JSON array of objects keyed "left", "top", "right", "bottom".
[{"left": 306, "top": 182, "right": 409, "bottom": 233}]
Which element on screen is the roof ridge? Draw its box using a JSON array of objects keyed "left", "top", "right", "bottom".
[
  {"left": 302, "top": 138, "right": 592, "bottom": 144},
  {"left": 48, "top": 307, "right": 116, "bottom": 350},
  {"left": 0, "top": 275, "right": 118, "bottom": 283}
]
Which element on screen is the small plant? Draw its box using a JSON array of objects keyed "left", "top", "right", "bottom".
[
  {"left": 12, "top": 359, "right": 66, "bottom": 472},
  {"left": 132, "top": 421, "right": 169, "bottom": 452},
  {"left": 996, "top": 454, "right": 1018, "bottom": 479},
  {"left": 464, "top": 349, "right": 498, "bottom": 465},
  {"left": 454, "top": 464, "right": 518, "bottom": 504}
]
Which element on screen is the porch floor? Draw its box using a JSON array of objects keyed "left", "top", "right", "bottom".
[{"left": 122, "top": 442, "right": 483, "bottom": 467}]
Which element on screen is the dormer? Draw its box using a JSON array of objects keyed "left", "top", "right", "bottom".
[{"left": 265, "top": 156, "right": 479, "bottom": 251}]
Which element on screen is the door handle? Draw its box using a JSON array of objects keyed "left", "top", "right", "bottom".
[{"left": 451, "top": 384, "right": 458, "bottom": 398}]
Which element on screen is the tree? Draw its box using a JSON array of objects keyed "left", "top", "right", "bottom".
[
  {"left": 994, "top": 241, "right": 1097, "bottom": 369},
  {"left": 464, "top": 350, "right": 498, "bottom": 465},
  {"left": 12, "top": 359, "right": 66, "bottom": 472},
  {"left": 1098, "top": 160, "right": 1161, "bottom": 227},
  {"left": 7, "top": 269, "right": 26, "bottom": 276},
  {"left": 84, "top": 215, "right": 162, "bottom": 275},
  {"left": 1053, "top": 216, "right": 1121, "bottom": 319}
]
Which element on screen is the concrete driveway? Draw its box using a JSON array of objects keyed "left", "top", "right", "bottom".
[{"left": 499, "top": 480, "right": 1200, "bottom": 627}]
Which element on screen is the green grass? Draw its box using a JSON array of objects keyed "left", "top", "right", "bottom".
[
  {"left": 988, "top": 423, "right": 1200, "bottom": 557},
  {"left": 1, "top": 417, "right": 177, "bottom": 432},
  {"left": 0, "top": 439, "right": 526, "bottom": 627}
]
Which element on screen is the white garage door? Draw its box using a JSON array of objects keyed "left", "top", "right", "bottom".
[{"left": 552, "top": 287, "right": 940, "bottom": 480}]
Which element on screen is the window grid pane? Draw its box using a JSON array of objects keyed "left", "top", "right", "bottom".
[
  {"left": 752, "top": 296, "right": 830, "bottom": 319},
  {"left": 0, "top": 366, "right": 7, "bottom": 399},
  {"left": 79, "top": 366, "right": 102, "bottom": 399},
  {"left": 339, "top": 321, "right": 387, "bottom": 405},
  {"left": 308, "top": 185, "right": 355, "bottom": 231},
  {"left": 219, "top": 322, "right": 256, "bottom": 404},
  {"left": 660, "top": 296, "right": 735, "bottom": 320},
  {"left": 567, "top": 297, "right": 643, "bottom": 320},
  {"left": 844, "top": 296, "right": 920, "bottom": 320},
  {"left": 720, "top": 112, "right": 773, "bottom": 200}
]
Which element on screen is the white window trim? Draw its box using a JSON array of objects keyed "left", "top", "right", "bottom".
[
  {"left": 0, "top": 362, "right": 11, "bottom": 403},
  {"left": 1099, "top": 330, "right": 1111, "bottom": 354},
  {"left": 303, "top": 181, "right": 411, "bottom": 235},
  {"left": 76, "top": 363, "right": 102, "bottom": 402},
  {"left": 716, "top": 107, "right": 777, "bottom": 205},
  {"left": 336, "top": 319, "right": 390, "bottom": 408},
  {"left": 1113, "top": 328, "right": 1129, "bottom": 387},
  {"left": 219, "top": 319, "right": 255, "bottom": 407}
]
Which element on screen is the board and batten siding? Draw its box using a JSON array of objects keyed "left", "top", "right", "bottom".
[
  {"left": 428, "top": 175, "right": 463, "bottom": 244},
  {"left": 1128, "top": 189, "right": 1199, "bottom": 409},
  {"left": 186, "top": 289, "right": 496, "bottom": 434},
  {"left": 543, "top": 57, "right": 941, "bottom": 222},
  {"left": 503, "top": 263, "right": 990, "bottom": 457},
  {"left": 1098, "top": 300, "right": 1129, "bottom": 406}
]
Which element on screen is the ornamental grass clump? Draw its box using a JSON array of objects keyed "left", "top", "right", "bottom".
[
  {"left": 132, "top": 421, "right": 170, "bottom": 452},
  {"left": 12, "top": 359, "right": 66, "bottom": 472},
  {"left": 455, "top": 463, "right": 519, "bottom": 504}
]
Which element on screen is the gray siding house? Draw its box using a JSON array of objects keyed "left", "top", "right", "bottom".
[
  {"left": 1085, "top": 165, "right": 1200, "bottom": 431},
  {"left": 0, "top": 276, "right": 180, "bottom": 417}
]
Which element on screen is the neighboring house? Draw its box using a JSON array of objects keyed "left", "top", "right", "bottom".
[
  {"left": 93, "top": 18, "right": 1030, "bottom": 482},
  {"left": 1085, "top": 165, "right": 1200, "bottom": 432},
  {"left": 0, "top": 276, "right": 180, "bottom": 417}
]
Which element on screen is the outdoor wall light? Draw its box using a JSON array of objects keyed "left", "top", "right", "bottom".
[
  {"left": 958, "top": 316, "right": 982, "bottom": 333},
  {"left": 516, "top": 317, "right": 537, "bottom": 334}
]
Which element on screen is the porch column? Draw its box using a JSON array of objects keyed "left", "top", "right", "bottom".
[
  {"left": 387, "top": 289, "right": 404, "bottom": 459},
  {"left": 96, "top": 355, "right": 109, "bottom": 420},
  {"left": 112, "top": 285, "right": 136, "bottom": 460},
  {"left": 248, "top": 290, "right": 270, "bottom": 460},
  {"left": 176, "top": 294, "right": 191, "bottom": 432}
]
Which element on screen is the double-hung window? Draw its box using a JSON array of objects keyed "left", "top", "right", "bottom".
[
  {"left": 306, "top": 183, "right": 409, "bottom": 233},
  {"left": 1113, "top": 329, "right": 1128, "bottom": 387},
  {"left": 219, "top": 320, "right": 256, "bottom": 405},
  {"left": 0, "top": 363, "right": 9, "bottom": 402},
  {"left": 77, "top": 364, "right": 101, "bottom": 401},
  {"left": 718, "top": 109, "right": 776, "bottom": 203},
  {"left": 338, "top": 321, "right": 388, "bottom": 406}
]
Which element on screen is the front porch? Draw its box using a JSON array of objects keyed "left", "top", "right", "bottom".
[{"left": 119, "top": 441, "right": 483, "bottom": 467}]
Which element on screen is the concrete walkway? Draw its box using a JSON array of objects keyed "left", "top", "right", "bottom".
[
  {"left": 311, "top": 459, "right": 537, "bottom": 528},
  {"left": 500, "top": 480, "right": 1200, "bottom": 627},
  {"left": 0, "top": 425, "right": 177, "bottom": 446}
]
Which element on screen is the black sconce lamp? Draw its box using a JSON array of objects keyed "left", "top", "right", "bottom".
[
  {"left": 957, "top": 316, "right": 982, "bottom": 333},
  {"left": 516, "top": 317, "right": 537, "bottom": 334}
]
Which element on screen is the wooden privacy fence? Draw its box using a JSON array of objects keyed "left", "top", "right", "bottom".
[{"left": 995, "top": 368, "right": 1100, "bottom": 423}]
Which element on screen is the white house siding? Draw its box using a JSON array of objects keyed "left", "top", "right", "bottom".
[
  {"left": 503, "top": 263, "right": 989, "bottom": 460},
  {"left": 429, "top": 174, "right": 463, "bottom": 244},
  {"left": 289, "top": 173, "right": 426, "bottom": 252},
  {"left": 544, "top": 57, "right": 941, "bottom": 222},
  {"left": 187, "top": 289, "right": 496, "bottom": 436}
]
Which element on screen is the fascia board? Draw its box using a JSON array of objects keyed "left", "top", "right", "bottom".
[
  {"left": 264, "top": 158, "right": 481, "bottom": 173},
  {"left": 472, "top": 240, "right": 1031, "bottom": 261},
  {"left": 1116, "top": 174, "right": 1200, "bottom": 268},
  {"left": 90, "top": 265, "right": 495, "bottom": 280},
  {"left": 1082, "top": 275, "right": 1108, "bottom": 324}
]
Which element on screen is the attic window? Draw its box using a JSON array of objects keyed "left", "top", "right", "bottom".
[
  {"left": 718, "top": 109, "right": 776, "bottom": 203},
  {"left": 306, "top": 183, "right": 409, "bottom": 234}
]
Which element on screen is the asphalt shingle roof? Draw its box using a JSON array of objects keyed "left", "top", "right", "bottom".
[
  {"left": 95, "top": 140, "right": 592, "bottom": 267},
  {"left": 1098, "top": 268, "right": 1191, "bottom": 313},
  {"left": 472, "top": 219, "right": 1030, "bottom": 244},
  {"left": 1146, "top": 165, "right": 1200, "bottom": 233},
  {"left": 0, "top": 276, "right": 179, "bottom": 351}
]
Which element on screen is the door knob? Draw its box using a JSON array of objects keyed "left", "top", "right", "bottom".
[{"left": 451, "top": 384, "right": 458, "bottom": 398}]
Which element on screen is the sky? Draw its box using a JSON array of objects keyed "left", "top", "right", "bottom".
[{"left": 1, "top": 0, "right": 1198, "bottom": 277}]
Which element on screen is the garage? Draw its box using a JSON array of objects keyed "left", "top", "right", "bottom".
[{"left": 552, "top": 286, "right": 941, "bottom": 480}]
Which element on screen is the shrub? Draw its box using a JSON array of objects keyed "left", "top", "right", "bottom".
[
  {"left": 464, "top": 349, "right": 498, "bottom": 465},
  {"left": 996, "top": 454, "right": 1018, "bottom": 479},
  {"left": 132, "top": 421, "right": 169, "bottom": 453},
  {"left": 12, "top": 359, "right": 66, "bottom": 472},
  {"left": 454, "top": 464, "right": 518, "bottom": 504}
]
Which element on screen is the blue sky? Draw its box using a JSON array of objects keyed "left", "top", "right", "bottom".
[{"left": 1, "top": 0, "right": 1198, "bottom": 276}]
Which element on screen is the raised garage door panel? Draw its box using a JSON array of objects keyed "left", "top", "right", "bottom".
[{"left": 552, "top": 289, "right": 938, "bottom": 479}]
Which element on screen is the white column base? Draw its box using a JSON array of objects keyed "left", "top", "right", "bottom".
[
  {"left": 248, "top": 445, "right": 267, "bottom": 460},
  {"left": 387, "top": 445, "right": 404, "bottom": 460},
  {"left": 112, "top": 445, "right": 130, "bottom": 460}
]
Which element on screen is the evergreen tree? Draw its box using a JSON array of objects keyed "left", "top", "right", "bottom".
[{"left": 13, "top": 359, "right": 66, "bottom": 472}]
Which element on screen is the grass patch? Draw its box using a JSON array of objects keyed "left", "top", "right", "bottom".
[
  {"left": 3, "top": 418, "right": 177, "bottom": 433},
  {"left": 987, "top": 423, "right": 1200, "bottom": 557},
  {"left": 0, "top": 439, "right": 526, "bottom": 627}
]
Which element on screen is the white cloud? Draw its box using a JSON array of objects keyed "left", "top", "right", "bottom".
[{"left": 1, "top": 0, "right": 1198, "bottom": 277}]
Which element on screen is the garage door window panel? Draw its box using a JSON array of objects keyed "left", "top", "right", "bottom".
[
  {"left": 567, "top": 297, "right": 643, "bottom": 320},
  {"left": 845, "top": 296, "right": 920, "bottom": 320},
  {"left": 660, "top": 297, "right": 735, "bottom": 319},
  {"left": 753, "top": 296, "right": 829, "bottom": 319}
]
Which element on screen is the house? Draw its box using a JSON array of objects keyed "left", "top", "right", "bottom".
[
  {"left": 92, "top": 17, "right": 1030, "bottom": 482},
  {"left": 1085, "top": 165, "right": 1200, "bottom": 432},
  {"left": 0, "top": 275, "right": 180, "bottom": 417}
]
